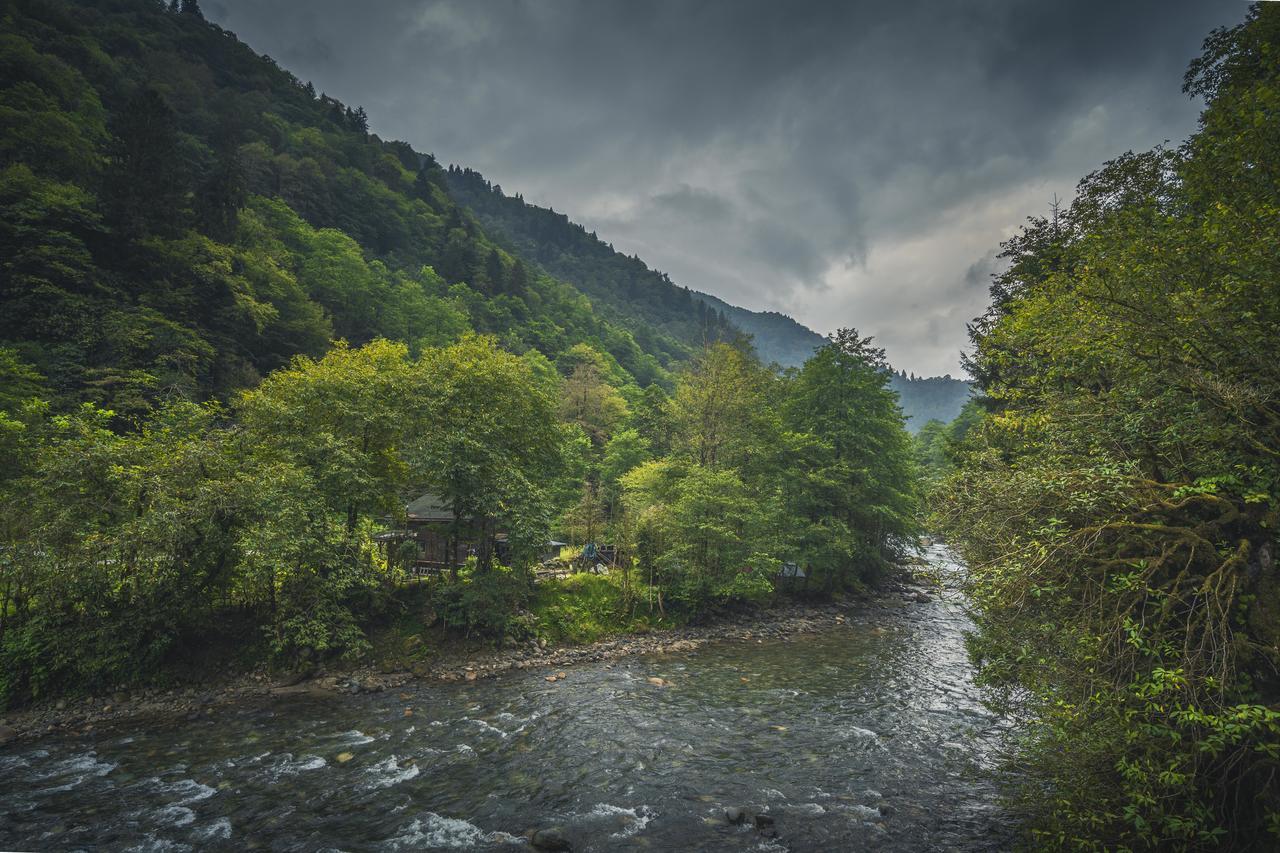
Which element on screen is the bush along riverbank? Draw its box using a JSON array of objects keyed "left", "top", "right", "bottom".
[{"left": 0, "top": 565, "right": 942, "bottom": 747}]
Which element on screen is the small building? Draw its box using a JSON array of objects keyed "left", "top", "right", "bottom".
[
  {"left": 377, "top": 492, "right": 508, "bottom": 573},
  {"left": 776, "top": 562, "right": 808, "bottom": 589}
]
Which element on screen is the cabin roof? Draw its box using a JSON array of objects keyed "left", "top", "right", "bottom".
[
  {"left": 777, "top": 562, "right": 807, "bottom": 579},
  {"left": 405, "top": 492, "right": 454, "bottom": 523}
]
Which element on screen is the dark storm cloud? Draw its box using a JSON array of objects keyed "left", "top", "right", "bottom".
[{"left": 208, "top": 0, "right": 1245, "bottom": 375}]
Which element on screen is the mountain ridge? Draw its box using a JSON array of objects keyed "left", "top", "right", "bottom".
[{"left": 443, "top": 165, "right": 972, "bottom": 427}]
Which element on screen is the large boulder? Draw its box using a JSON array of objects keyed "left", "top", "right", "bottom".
[{"left": 530, "top": 826, "right": 572, "bottom": 851}]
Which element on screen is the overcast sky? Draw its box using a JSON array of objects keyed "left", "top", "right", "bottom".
[{"left": 207, "top": 0, "right": 1245, "bottom": 377}]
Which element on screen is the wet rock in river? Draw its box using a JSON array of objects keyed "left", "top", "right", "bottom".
[
  {"left": 725, "top": 806, "right": 746, "bottom": 825},
  {"left": 0, "top": 723, "right": 16, "bottom": 746},
  {"left": 530, "top": 826, "right": 572, "bottom": 850}
]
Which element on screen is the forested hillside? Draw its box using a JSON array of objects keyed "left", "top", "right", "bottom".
[
  {"left": 936, "top": 5, "right": 1280, "bottom": 848},
  {"left": 0, "top": 0, "right": 687, "bottom": 415},
  {"left": 689, "top": 289, "right": 825, "bottom": 368},
  {"left": 887, "top": 372, "right": 971, "bottom": 430},
  {"left": 0, "top": 0, "right": 918, "bottom": 709},
  {"left": 444, "top": 165, "right": 742, "bottom": 358},
  {"left": 445, "top": 164, "right": 973, "bottom": 425}
]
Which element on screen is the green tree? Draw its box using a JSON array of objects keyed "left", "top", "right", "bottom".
[
  {"left": 103, "top": 89, "right": 189, "bottom": 238},
  {"left": 413, "top": 335, "right": 563, "bottom": 570},
  {"left": 239, "top": 339, "right": 417, "bottom": 537},
  {"left": 938, "top": 8, "right": 1280, "bottom": 845},
  {"left": 785, "top": 329, "right": 917, "bottom": 586}
]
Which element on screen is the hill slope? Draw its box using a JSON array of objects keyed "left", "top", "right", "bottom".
[
  {"left": 444, "top": 166, "right": 733, "bottom": 359},
  {"left": 1, "top": 0, "right": 971, "bottom": 429},
  {"left": 688, "top": 290, "right": 826, "bottom": 367},
  {"left": 443, "top": 166, "right": 972, "bottom": 426},
  {"left": 0, "top": 0, "right": 689, "bottom": 415},
  {"left": 888, "top": 373, "right": 972, "bottom": 430}
]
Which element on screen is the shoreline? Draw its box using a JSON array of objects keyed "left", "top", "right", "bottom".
[{"left": 0, "top": 572, "right": 937, "bottom": 747}]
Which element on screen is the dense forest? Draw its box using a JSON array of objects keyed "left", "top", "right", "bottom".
[
  {"left": 0, "top": 0, "right": 700, "bottom": 408},
  {"left": 935, "top": 5, "right": 1280, "bottom": 849},
  {"left": 888, "top": 371, "right": 972, "bottom": 431},
  {"left": 0, "top": 0, "right": 917, "bottom": 708}
]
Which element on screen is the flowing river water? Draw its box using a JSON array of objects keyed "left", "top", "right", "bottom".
[{"left": 0, "top": 545, "right": 1012, "bottom": 851}]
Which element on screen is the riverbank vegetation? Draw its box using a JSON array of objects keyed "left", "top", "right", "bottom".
[
  {"left": 0, "top": 0, "right": 917, "bottom": 709},
  {"left": 936, "top": 5, "right": 1280, "bottom": 848},
  {"left": 0, "top": 330, "right": 915, "bottom": 708}
]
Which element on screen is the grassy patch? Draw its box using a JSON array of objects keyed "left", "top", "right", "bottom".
[{"left": 532, "top": 572, "right": 675, "bottom": 644}]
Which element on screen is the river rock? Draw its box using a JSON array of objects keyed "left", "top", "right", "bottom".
[
  {"left": 530, "top": 826, "right": 572, "bottom": 851},
  {"left": 725, "top": 807, "right": 746, "bottom": 825},
  {"left": 0, "top": 724, "right": 16, "bottom": 746},
  {"left": 914, "top": 592, "right": 931, "bottom": 603}
]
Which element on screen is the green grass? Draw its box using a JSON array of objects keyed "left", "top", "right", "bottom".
[{"left": 531, "top": 572, "right": 674, "bottom": 644}]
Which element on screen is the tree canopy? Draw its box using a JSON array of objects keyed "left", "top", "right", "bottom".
[{"left": 936, "top": 5, "right": 1280, "bottom": 847}]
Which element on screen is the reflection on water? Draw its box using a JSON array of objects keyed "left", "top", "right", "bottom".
[{"left": 0, "top": 545, "right": 1012, "bottom": 851}]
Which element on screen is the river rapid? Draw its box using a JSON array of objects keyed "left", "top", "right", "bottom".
[{"left": 0, "top": 545, "right": 1012, "bottom": 852}]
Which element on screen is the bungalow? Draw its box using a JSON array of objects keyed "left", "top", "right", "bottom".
[{"left": 376, "top": 492, "right": 510, "bottom": 573}]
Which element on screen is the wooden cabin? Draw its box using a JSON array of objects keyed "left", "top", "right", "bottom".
[
  {"left": 377, "top": 492, "right": 509, "bottom": 574},
  {"left": 776, "top": 561, "right": 808, "bottom": 589}
]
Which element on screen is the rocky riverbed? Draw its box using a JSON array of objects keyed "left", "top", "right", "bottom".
[
  {"left": 0, "top": 574, "right": 941, "bottom": 748},
  {"left": 0, "top": 545, "right": 1009, "bottom": 852}
]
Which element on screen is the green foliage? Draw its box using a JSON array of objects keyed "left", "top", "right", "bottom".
[
  {"left": 886, "top": 371, "right": 972, "bottom": 432},
  {"left": 0, "top": 0, "right": 667, "bottom": 412},
  {"left": 616, "top": 336, "right": 916, "bottom": 614},
  {"left": 784, "top": 329, "right": 918, "bottom": 587},
  {"left": 0, "top": 0, "right": 921, "bottom": 707},
  {"left": 414, "top": 335, "right": 564, "bottom": 569},
  {"left": 912, "top": 398, "right": 984, "bottom": 482},
  {"left": 531, "top": 572, "right": 648, "bottom": 644},
  {"left": 431, "top": 563, "right": 534, "bottom": 643},
  {"left": 939, "top": 7, "right": 1280, "bottom": 846}
]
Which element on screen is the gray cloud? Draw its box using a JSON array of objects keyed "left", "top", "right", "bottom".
[{"left": 210, "top": 0, "right": 1244, "bottom": 375}]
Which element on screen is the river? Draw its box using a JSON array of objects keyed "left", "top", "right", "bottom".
[{"left": 0, "top": 545, "right": 1012, "bottom": 851}]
